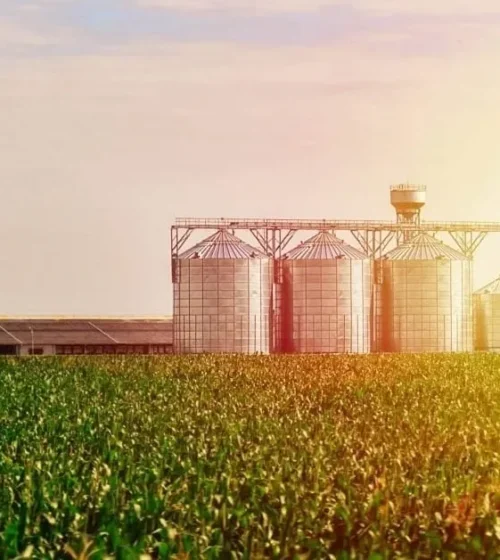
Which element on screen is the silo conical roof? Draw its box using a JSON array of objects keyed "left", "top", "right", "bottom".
[
  {"left": 283, "top": 230, "right": 368, "bottom": 260},
  {"left": 178, "top": 229, "right": 267, "bottom": 259},
  {"left": 383, "top": 232, "right": 468, "bottom": 260},
  {"left": 475, "top": 275, "right": 500, "bottom": 294}
]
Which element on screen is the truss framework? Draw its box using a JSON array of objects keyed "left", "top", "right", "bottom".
[
  {"left": 448, "top": 232, "right": 488, "bottom": 258},
  {"left": 171, "top": 217, "right": 500, "bottom": 278}
]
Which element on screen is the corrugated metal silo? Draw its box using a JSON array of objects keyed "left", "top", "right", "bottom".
[
  {"left": 173, "top": 230, "right": 272, "bottom": 353},
  {"left": 278, "top": 231, "right": 372, "bottom": 353},
  {"left": 474, "top": 275, "right": 500, "bottom": 352},
  {"left": 379, "top": 232, "right": 473, "bottom": 352}
]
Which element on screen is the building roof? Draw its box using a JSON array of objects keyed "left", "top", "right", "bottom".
[
  {"left": 178, "top": 229, "right": 267, "bottom": 259},
  {"left": 0, "top": 317, "right": 173, "bottom": 346},
  {"left": 475, "top": 276, "right": 500, "bottom": 295},
  {"left": 383, "top": 232, "right": 469, "bottom": 261},
  {"left": 0, "top": 316, "right": 172, "bottom": 322},
  {"left": 283, "top": 230, "right": 368, "bottom": 260}
]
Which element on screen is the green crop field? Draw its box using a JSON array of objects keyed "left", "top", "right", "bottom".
[{"left": 1, "top": 354, "right": 500, "bottom": 559}]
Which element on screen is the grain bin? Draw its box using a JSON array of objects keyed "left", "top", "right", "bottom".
[
  {"left": 173, "top": 230, "right": 272, "bottom": 354},
  {"left": 278, "top": 231, "right": 371, "bottom": 353},
  {"left": 379, "top": 232, "right": 473, "bottom": 352},
  {"left": 474, "top": 275, "right": 500, "bottom": 352}
]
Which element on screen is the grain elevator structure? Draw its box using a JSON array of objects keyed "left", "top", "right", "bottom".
[{"left": 172, "top": 185, "right": 500, "bottom": 354}]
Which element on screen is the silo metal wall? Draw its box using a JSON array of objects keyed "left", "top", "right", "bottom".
[
  {"left": 173, "top": 257, "right": 273, "bottom": 353},
  {"left": 272, "top": 260, "right": 285, "bottom": 353},
  {"left": 371, "top": 260, "right": 384, "bottom": 352},
  {"left": 281, "top": 259, "right": 372, "bottom": 353},
  {"left": 474, "top": 293, "right": 500, "bottom": 352},
  {"left": 381, "top": 259, "right": 473, "bottom": 352}
]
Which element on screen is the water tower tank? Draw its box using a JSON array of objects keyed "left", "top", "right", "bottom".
[{"left": 390, "top": 184, "right": 426, "bottom": 224}]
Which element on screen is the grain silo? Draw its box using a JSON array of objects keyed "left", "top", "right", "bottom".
[
  {"left": 474, "top": 275, "right": 500, "bottom": 352},
  {"left": 278, "top": 230, "right": 372, "bottom": 353},
  {"left": 379, "top": 232, "right": 473, "bottom": 352},
  {"left": 173, "top": 230, "right": 272, "bottom": 354}
]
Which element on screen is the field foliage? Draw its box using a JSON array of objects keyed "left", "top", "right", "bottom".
[{"left": 1, "top": 354, "right": 500, "bottom": 558}]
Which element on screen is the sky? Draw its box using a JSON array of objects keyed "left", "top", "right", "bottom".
[{"left": 1, "top": 0, "right": 500, "bottom": 315}]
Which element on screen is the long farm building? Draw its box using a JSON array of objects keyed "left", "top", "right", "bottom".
[{"left": 0, "top": 317, "right": 173, "bottom": 356}]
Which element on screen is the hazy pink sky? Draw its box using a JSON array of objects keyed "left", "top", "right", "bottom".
[{"left": 2, "top": 0, "right": 500, "bottom": 315}]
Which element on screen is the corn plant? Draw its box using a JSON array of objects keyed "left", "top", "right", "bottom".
[{"left": 0, "top": 354, "right": 499, "bottom": 559}]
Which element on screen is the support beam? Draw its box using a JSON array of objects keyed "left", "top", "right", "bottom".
[
  {"left": 351, "top": 231, "right": 370, "bottom": 255},
  {"left": 171, "top": 218, "right": 497, "bottom": 262},
  {"left": 171, "top": 227, "right": 194, "bottom": 256},
  {"left": 351, "top": 230, "right": 396, "bottom": 258},
  {"left": 276, "top": 229, "right": 296, "bottom": 257},
  {"left": 378, "top": 231, "right": 396, "bottom": 256},
  {"left": 250, "top": 229, "right": 270, "bottom": 254},
  {"left": 449, "top": 232, "right": 488, "bottom": 257},
  {"left": 395, "top": 228, "right": 419, "bottom": 246},
  {"left": 171, "top": 227, "right": 195, "bottom": 282}
]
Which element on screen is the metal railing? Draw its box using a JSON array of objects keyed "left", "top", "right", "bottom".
[
  {"left": 174, "top": 217, "right": 500, "bottom": 233},
  {"left": 390, "top": 184, "right": 427, "bottom": 192}
]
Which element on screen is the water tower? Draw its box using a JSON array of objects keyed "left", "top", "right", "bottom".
[{"left": 390, "top": 183, "right": 426, "bottom": 243}]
